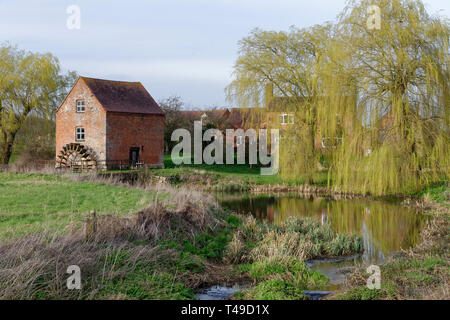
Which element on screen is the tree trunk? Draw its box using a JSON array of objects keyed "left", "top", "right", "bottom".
[
  {"left": 306, "top": 106, "right": 317, "bottom": 185},
  {"left": 0, "top": 131, "right": 16, "bottom": 165}
]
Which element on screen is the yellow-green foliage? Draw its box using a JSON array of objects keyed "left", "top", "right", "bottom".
[
  {"left": 227, "top": 0, "right": 449, "bottom": 195},
  {"left": 0, "top": 43, "right": 77, "bottom": 164}
]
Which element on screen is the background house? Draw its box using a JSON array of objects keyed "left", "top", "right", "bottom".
[{"left": 177, "top": 108, "right": 262, "bottom": 149}]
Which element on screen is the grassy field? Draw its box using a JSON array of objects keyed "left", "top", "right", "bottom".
[
  {"left": 105, "top": 155, "right": 329, "bottom": 189},
  {"left": 0, "top": 172, "right": 160, "bottom": 239},
  {"left": 1, "top": 169, "right": 444, "bottom": 300},
  {"left": 0, "top": 170, "right": 366, "bottom": 300}
]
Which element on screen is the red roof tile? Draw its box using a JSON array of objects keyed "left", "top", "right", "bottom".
[{"left": 81, "top": 77, "right": 164, "bottom": 115}]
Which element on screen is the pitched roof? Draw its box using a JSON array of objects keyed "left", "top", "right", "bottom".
[
  {"left": 267, "top": 96, "right": 305, "bottom": 111},
  {"left": 81, "top": 77, "right": 164, "bottom": 115},
  {"left": 178, "top": 109, "right": 229, "bottom": 121}
]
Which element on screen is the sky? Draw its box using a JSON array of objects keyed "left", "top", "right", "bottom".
[{"left": 1, "top": 0, "right": 449, "bottom": 108}]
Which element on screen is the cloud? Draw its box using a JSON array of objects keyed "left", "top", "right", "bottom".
[
  {"left": 61, "top": 58, "right": 233, "bottom": 83},
  {"left": 1, "top": 0, "right": 449, "bottom": 106}
]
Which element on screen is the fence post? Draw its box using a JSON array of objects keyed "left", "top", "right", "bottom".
[{"left": 85, "top": 210, "right": 97, "bottom": 240}]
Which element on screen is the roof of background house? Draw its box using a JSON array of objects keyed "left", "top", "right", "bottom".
[
  {"left": 267, "top": 96, "right": 305, "bottom": 111},
  {"left": 81, "top": 77, "right": 164, "bottom": 115},
  {"left": 226, "top": 108, "right": 265, "bottom": 129},
  {"left": 178, "top": 108, "right": 268, "bottom": 129},
  {"left": 178, "top": 109, "right": 229, "bottom": 121}
]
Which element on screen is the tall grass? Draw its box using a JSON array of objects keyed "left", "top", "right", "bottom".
[
  {"left": 0, "top": 191, "right": 222, "bottom": 299},
  {"left": 224, "top": 216, "right": 363, "bottom": 264},
  {"left": 0, "top": 166, "right": 223, "bottom": 240}
]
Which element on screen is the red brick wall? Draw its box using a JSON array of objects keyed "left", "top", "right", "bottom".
[
  {"left": 56, "top": 79, "right": 107, "bottom": 162},
  {"left": 106, "top": 112, "right": 164, "bottom": 167}
]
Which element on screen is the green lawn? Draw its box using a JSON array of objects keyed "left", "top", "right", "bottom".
[
  {"left": 413, "top": 182, "right": 450, "bottom": 204},
  {"left": 0, "top": 172, "right": 159, "bottom": 239},
  {"left": 143, "top": 155, "right": 329, "bottom": 186}
]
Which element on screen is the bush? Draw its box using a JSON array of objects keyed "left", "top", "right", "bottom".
[{"left": 224, "top": 216, "right": 364, "bottom": 263}]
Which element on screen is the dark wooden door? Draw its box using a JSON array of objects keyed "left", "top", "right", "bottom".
[{"left": 129, "top": 147, "right": 140, "bottom": 166}]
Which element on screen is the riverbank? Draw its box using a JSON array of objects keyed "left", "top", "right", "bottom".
[
  {"left": 331, "top": 185, "right": 449, "bottom": 300},
  {"left": 98, "top": 155, "right": 332, "bottom": 193},
  {"left": 0, "top": 171, "right": 363, "bottom": 300},
  {"left": 100, "top": 168, "right": 365, "bottom": 198},
  {"left": 0, "top": 169, "right": 447, "bottom": 300},
  {"left": 99, "top": 157, "right": 440, "bottom": 199}
]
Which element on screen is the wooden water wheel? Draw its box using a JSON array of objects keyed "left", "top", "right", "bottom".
[{"left": 56, "top": 143, "right": 97, "bottom": 170}]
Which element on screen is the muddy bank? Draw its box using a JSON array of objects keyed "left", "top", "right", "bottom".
[{"left": 249, "top": 184, "right": 361, "bottom": 198}]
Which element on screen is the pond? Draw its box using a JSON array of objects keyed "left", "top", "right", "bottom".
[{"left": 217, "top": 193, "right": 425, "bottom": 289}]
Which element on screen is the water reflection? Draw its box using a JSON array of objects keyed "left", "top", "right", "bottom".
[{"left": 218, "top": 193, "right": 425, "bottom": 264}]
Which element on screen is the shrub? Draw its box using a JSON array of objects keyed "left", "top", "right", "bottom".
[{"left": 224, "top": 216, "right": 363, "bottom": 263}]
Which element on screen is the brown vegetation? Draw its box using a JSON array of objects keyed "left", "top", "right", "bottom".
[{"left": 0, "top": 187, "right": 223, "bottom": 299}]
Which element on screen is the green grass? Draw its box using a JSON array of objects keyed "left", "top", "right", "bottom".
[
  {"left": 234, "top": 279, "right": 309, "bottom": 300},
  {"left": 162, "top": 215, "right": 239, "bottom": 260},
  {"left": 245, "top": 257, "right": 328, "bottom": 287},
  {"left": 0, "top": 170, "right": 371, "bottom": 300},
  {"left": 162, "top": 154, "right": 287, "bottom": 185},
  {"left": 95, "top": 249, "right": 195, "bottom": 300},
  {"left": 334, "top": 284, "right": 399, "bottom": 300},
  {"left": 140, "top": 154, "right": 329, "bottom": 187},
  {"left": 99, "top": 272, "right": 194, "bottom": 300},
  {"left": 0, "top": 184, "right": 228, "bottom": 299},
  {"left": 0, "top": 172, "right": 160, "bottom": 239},
  {"left": 28, "top": 246, "right": 196, "bottom": 300},
  {"left": 226, "top": 216, "right": 363, "bottom": 300},
  {"left": 414, "top": 182, "right": 450, "bottom": 203}
]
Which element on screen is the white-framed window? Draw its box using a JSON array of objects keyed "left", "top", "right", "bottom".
[
  {"left": 75, "top": 127, "right": 85, "bottom": 141},
  {"left": 280, "top": 113, "right": 294, "bottom": 125},
  {"left": 76, "top": 100, "right": 85, "bottom": 113},
  {"left": 236, "top": 136, "right": 244, "bottom": 146},
  {"left": 321, "top": 136, "right": 343, "bottom": 149}
]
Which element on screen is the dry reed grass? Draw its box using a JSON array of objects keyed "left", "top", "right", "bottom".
[
  {"left": 0, "top": 179, "right": 224, "bottom": 299},
  {"left": 223, "top": 215, "right": 363, "bottom": 264}
]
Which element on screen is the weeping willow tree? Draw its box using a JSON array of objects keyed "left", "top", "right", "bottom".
[
  {"left": 0, "top": 43, "right": 77, "bottom": 164},
  {"left": 327, "top": 0, "right": 450, "bottom": 195},
  {"left": 227, "top": 0, "right": 449, "bottom": 195},
  {"left": 226, "top": 25, "right": 333, "bottom": 183}
]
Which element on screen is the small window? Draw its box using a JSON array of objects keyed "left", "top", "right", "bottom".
[
  {"left": 75, "top": 127, "right": 85, "bottom": 141},
  {"left": 76, "top": 100, "right": 85, "bottom": 113},
  {"left": 280, "top": 114, "right": 294, "bottom": 125}
]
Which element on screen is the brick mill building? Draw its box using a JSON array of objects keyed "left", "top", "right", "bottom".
[{"left": 55, "top": 77, "right": 164, "bottom": 170}]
